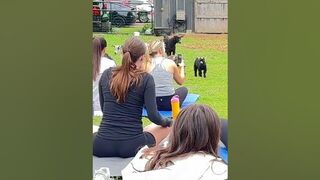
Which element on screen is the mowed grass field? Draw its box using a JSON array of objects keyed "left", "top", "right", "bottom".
[{"left": 93, "top": 25, "right": 228, "bottom": 126}]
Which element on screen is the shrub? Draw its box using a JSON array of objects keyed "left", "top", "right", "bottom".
[{"left": 140, "top": 23, "right": 152, "bottom": 33}]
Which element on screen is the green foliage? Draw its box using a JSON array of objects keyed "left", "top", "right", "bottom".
[{"left": 140, "top": 23, "right": 152, "bottom": 33}]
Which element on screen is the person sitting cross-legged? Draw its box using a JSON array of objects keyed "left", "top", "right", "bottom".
[
  {"left": 93, "top": 37, "right": 173, "bottom": 158},
  {"left": 92, "top": 37, "right": 116, "bottom": 113},
  {"left": 146, "top": 40, "right": 188, "bottom": 111}
]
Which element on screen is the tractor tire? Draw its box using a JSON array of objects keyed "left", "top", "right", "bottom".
[
  {"left": 112, "top": 16, "right": 126, "bottom": 27},
  {"left": 138, "top": 12, "right": 149, "bottom": 23}
]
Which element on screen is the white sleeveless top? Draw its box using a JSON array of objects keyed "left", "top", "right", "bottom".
[{"left": 149, "top": 57, "right": 175, "bottom": 97}]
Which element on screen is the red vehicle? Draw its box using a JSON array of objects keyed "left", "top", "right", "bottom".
[
  {"left": 92, "top": 6, "right": 101, "bottom": 16},
  {"left": 92, "top": 4, "right": 111, "bottom": 32}
]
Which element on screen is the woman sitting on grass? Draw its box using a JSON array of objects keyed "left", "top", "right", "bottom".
[
  {"left": 122, "top": 104, "right": 228, "bottom": 180},
  {"left": 92, "top": 37, "right": 116, "bottom": 113},
  {"left": 146, "top": 40, "right": 188, "bottom": 111},
  {"left": 93, "top": 37, "right": 172, "bottom": 158}
]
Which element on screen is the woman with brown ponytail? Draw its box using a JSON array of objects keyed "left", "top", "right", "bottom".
[{"left": 93, "top": 37, "right": 172, "bottom": 158}]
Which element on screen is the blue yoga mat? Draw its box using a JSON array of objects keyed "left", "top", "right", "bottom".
[
  {"left": 142, "top": 94, "right": 200, "bottom": 118},
  {"left": 218, "top": 146, "right": 228, "bottom": 163}
]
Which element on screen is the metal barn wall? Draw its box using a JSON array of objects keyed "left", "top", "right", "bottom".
[
  {"left": 154, "top": 0, "right": 188, "bottom": 29},
  {"left": 194, "top": 0, "right": 228, "bottom": 33},
  {"left": 175, "top": 0, "right": 194, "bottom": 31},
  {"left": 185, "top": 0, "right": 194, "bottom": 32},
  {"left": 154, "top": 0, "right": 175, "bottom": 29},
  {"left": 154, "top": 0, "right": 227, "bottom": 33}
]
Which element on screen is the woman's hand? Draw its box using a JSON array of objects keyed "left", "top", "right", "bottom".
[
  {"left": 173, "top": 61, "right": 185, "bottom": 85},
  {"left": 178, "top": 59, "right": 185, "bottom": 67},
  {"left": 163, "top": 117, "right": 173, "bottom": 127}
]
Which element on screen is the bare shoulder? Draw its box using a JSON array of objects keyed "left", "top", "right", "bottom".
[
  {"left": 163, "top": 58, "right": 177, "bottom": 72},
  {"left": 163, "top": 58, "right": 176, "bottom": 65}
]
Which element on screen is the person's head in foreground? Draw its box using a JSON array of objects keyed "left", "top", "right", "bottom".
[
  {"left": 110, "top": 37, "right": 146, "bottom": 103},
  {"left": 92, "top": 37, "right": 107, "bottom": 81},
  {"left": 122, "top": 104, "right": 227, "bottom": 180},
  {"left": 145, "top": 104, "right": 221, "bottom": 170}
]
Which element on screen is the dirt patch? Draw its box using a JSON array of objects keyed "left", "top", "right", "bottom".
[
  {"left": 182, "top": 33, "right": 228, "bottom": 52},
  {"left": 185, "top": 33, "right": 227, "bottom": 40},
  {"left": 181, "top": 44, "right": 228, "bottom": 52}
]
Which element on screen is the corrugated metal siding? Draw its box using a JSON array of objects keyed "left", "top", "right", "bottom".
[
  {"left": 185, "top": 0, "right": 195, "bottom": 31},
  {"left": 154, "top": 0, "right": 191, "bottom": 31},
  {"left": 195, "top": 0, "right": 228, "bottom": 33},
  {"left": 154, "top": 0, "right": 174, "bottom": 28},
  {"left": 154, "top": 0, "right": 227, "bottom": 33}
]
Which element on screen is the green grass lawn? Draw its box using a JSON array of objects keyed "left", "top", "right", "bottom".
[{"left": 93, "top": 25, "right": 228, "bottom": 127}]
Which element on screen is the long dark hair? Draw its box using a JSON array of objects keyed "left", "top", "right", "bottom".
[
  {"left": 110, "top": 37, "right": 146, "bottom": 103},
  {"left": 92, "top": 37, "right": 107, "bottom": 81},
  {"left": 144, "top": 104, "right": 221, "bottom": 170}
]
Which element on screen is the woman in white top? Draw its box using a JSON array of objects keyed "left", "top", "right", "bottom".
[
  {"left": 92, "top": 37, "right": 116, "bottom": 113},
  {"left": 146, "top": 40, "right": 188, "bottom": 111},
  {"left": 122, "top": 104, "right": 228, "bottom": 180}
]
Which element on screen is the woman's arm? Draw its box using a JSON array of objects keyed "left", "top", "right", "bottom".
[
  {"left": 99, "top": 70, "right": 110, "bottom": 112},
  {"left": 112, "top": 60, "right": 116, "bottom": 67},
  {"left": 172, "top": 61, "right": 185, "bottom": 85},
  {"left": 144, "top": 75, "right": 172, "bottom": 127},
  {"left": 98, "top": 77, "right": 104, "bottom": 112}
]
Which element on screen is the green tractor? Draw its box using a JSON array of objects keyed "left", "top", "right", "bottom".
[
  {"left": 137, "top": 11, "right": 149, "bottom": 23},
  {"left": 92, "top": 4, "right": 112, "bottom": 32}
]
